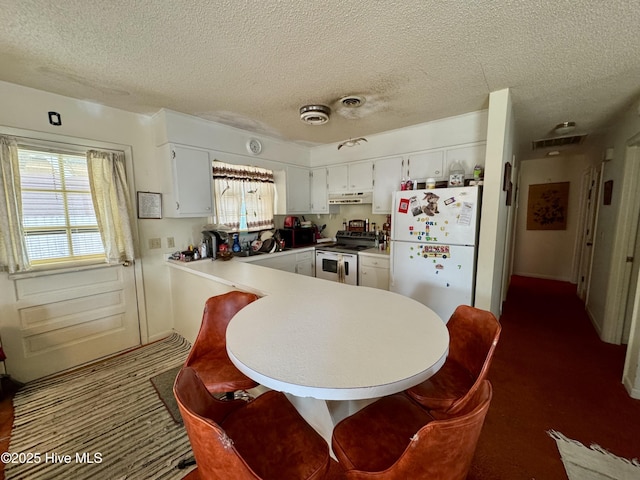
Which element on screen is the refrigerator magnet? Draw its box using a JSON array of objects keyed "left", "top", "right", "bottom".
[{"left": 398, "top": 198, "right": 410, "bottom": 213}]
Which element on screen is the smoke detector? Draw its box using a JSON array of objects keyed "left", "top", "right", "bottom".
[{"left": 300, "top": 105, "right": 331, "bottom": 125}]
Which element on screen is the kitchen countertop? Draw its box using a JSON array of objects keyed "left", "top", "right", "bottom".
[
  {"left": 359, "top": 247, "right": 390, "bottom": 257},
  {"left": 167, "top": 246, "right": 322, "bottom": 297}
]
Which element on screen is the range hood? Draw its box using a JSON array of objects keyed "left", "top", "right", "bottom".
[{"left": 328, "top": 192, "right": 373, "bottom": 205}]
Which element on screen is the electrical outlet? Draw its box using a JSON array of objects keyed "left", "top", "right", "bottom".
[
  {"left": 167, "top": 237, "right": 175, "bottom": 248},
  {"left": 149, "top": 237, "right": 161, "bottom": 249}
]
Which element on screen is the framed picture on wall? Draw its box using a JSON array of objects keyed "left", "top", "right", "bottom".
[
  {"left": 137, "top": 191, "right": 162, "bottom": 219},
  {"left": 526, "top": 182, "right": 569, "bottom": 230}
]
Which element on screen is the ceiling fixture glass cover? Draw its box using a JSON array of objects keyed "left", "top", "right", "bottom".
[
  {"left": 554, "top": 121, "right": 576, "bottom": 135},
  {"left": 300, "top": 105, "right": 331, "bottom": 125}
]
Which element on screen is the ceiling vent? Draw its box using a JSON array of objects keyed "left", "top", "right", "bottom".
[
  {"left": 300, "top": 105, "right": 331, "bottom": 125},
  {"left": 532, "top": 134, "right": 587, "bottom": 150},
  {"left": 339, "top": 95, "right": 365, "bottom": 108}
]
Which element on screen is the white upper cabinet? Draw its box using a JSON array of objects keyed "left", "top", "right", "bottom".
[
  {"left": 406, "top": 150, "right": 444, "bottom": 180},
  {"left": 372, "top": 157, "right": 403, "bottom": 213},
  {"left": 327, "top": 161, "right": 373, "bottom": 192},
  {"left": 310, "top": 167, "right": 329, "bottom": 213},
  {"left": 285, "top": 165, "right": 311, "bottom": 214},
  {"left": 160, "top": 143, "right": 213, "bottom": 217},
  {"left": 327, "top": 164, "right": 349, "bottom": 192},
  {"left": 444, "top": 144, "right": 486, "bottom": 177}
]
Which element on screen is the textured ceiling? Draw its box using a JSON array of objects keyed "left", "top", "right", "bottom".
[{"left": 1, "top": 0, "right": 639, "bottom": 159}]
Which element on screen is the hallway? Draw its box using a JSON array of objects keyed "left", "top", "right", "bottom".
[{"left": 469, "top": 275, "right": 640, "bottom": 479}]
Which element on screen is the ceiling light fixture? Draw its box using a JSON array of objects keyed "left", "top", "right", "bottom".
[
  {"left": 554, "top": 121, "right": 576, "bottom": 136},
  {"left": 300, "top": 105, "right": 331, "bottom": 125}
]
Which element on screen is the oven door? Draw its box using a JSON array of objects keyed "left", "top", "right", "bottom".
[{"left": 315, "top": 250, "right": 358, "bottom": 285}]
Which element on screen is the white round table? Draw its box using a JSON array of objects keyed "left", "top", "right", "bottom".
[
  {"left": 227, "top": 287, "right": 448, "bottom": 400},
  {"left": 227, "top": 284, "right": 449, "bottom": 452},
  {"left": 226, "top": 286, "right": 449, "bottom": 451}
]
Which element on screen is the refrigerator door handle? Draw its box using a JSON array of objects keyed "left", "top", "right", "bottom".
[{"left": 389, "top": 240, "right": 395, "bottom": 288}]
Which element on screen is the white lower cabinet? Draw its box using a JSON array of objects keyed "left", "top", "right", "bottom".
[
  {"left": 359, "top": 254, "right": 390, "bottom": 290},
  {"left": 250, "top": 249, "right": 314, "bottom": 276},
  {"left": 295, "top": 251, "right": 315, "bottom": 276}
]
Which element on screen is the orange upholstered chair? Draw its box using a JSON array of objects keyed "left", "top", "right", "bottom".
[
  {"left": 184, "top": 291, "right": 259, "bottom": 395},
  {"left": 331, "top": 380, "right": 493, "bottom": 479},
  {"left": 407, "top": 304, "right": 501, "bottom": 416},
  {"left": 174, "top": 366, "right": 331, "bottom": 479}
]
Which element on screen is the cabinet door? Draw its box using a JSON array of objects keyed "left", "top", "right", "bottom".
[
  {"left": 407, "top": 150, "right": 444, "bottom": 180},
  {"left": 372, "top": 157, "right": 403, "bottom": 213},
  {"left": 349, "top": 161, "right": 374, "bottom": 191},
  {"left": 252, "top": 253, "right": 296, "bottom": 273},
  {"left": 359, "top": 266, "right": 389, "bottom": 290},
  {"left": 164, "top": 144, "right": 213, "bottom": 217},
  {"left": 327, "top": 165, "right": 349, "bottom": 192},
  {"left": 445, "top": 144, "right": 486, "bottom": 176},
  {"left": 286, "top": 165, "right": 311, "bottom": 213},
  {"left": 295, "top": 251, "right": 315, "bottom": 276},
  {"left": 310, "top": 168, "right": 329, "bottom": 213}
]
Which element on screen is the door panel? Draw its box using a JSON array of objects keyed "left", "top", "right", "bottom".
[
  {"left": 4, "top": 263, "right": 140, "bottom": 382},
  {"left": 390, "top": 241, "right": 475, "bottom": 322}
]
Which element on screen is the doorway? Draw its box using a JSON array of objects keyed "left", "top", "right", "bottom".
[{"left": 576, "top": 166, "right": 601, "bottom": 302}]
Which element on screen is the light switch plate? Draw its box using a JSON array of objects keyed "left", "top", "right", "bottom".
[{"left": 149, "top": 238, "right": 161, "bottom": 249}]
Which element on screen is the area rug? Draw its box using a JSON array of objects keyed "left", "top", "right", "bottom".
[
  {"left": 150, "top": 366, "right": 182, "bottom": 424},
  {"left": 549, "top": 430, "right": 640, "bottom": 480},
  {"left": 6, "top": 333, "right": 195, "bottom": 480}
]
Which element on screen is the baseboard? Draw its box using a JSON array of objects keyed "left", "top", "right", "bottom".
[
  {"left": 623, "top": 374, "right": 640, "bottom": 399},
  {"left": 147, "top": 330, "right": 176, "bottom": 344},
  {"left": 512, "top": 271, "right": 575, "bottom": 283},
  {"left": 585, "top": 304, "right": 606, "bottom": 340}
]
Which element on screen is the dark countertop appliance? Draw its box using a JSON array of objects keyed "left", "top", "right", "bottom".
[
  {"left": 277, "top": 227, "right": 316, "bottom": 248},
  {"left": 284, "top": 216, "right": 301, "bottom": 228}
]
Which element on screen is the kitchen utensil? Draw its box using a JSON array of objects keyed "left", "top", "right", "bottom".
[
  {"left": 260, "top": 237, "right": 275, "bottom": 252},
  {"left": 251, "top": 240, "right": 262, "bottom": 251},
  {"left": 284, "top": 216, "right": 300, "bottom": 228}
]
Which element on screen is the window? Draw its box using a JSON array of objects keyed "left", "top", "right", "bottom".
[
  {"left": 212, "top": 161, "right": 276, "bottom": 231},
  {"left": 18, "top": 147, "right": 105, "bottom": 265}
]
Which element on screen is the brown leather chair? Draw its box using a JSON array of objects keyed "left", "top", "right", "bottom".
[
  {"left": 174, "top": 366, "right": 331, "bottom": 479},
  {"left": 184, "top": 291, "right": 259, "bottom": 394},
  {"left": 331, "top": 380, "right": 493, "bottom": 479},
  {"left": 407, "top": 304, "right": 501, "bottom": 416}
]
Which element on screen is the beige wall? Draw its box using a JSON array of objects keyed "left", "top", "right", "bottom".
[
  {"left": 475, "top": 88, "right": 515, "bottom": 317},
  {"left": 0, "top": 80, "right": 185, "bottom": 343},
  {"left": 513, "top": 154, "right": 597, "bottom": 282}
]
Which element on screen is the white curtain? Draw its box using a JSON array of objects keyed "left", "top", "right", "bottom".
[
  {"left": 212, "top": 161, "right": 275, "bottom": 231},
  {"left": 87, "top": 150, "right": 135, "bottom": 263},
  {"left": 0, "top": 136, "right": 30, "bottom": 273}
]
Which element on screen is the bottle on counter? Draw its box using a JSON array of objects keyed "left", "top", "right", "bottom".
[
  {"left": 374, "top": 229, "right": 380, "bottom": 248},
  {"left": 448, "top": 161, "right": 465, "bottom": 187},
  {"left": 232, "top": 233, "right": 242, "bottom": 253}
]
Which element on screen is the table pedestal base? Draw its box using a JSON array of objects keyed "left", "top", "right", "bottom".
[{"left": 285, "top": 394, "right": 378, "bottom": 459}]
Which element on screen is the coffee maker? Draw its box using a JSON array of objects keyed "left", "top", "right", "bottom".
[{"left": 202, "top": 230, "right": 228, "bottom": 259}]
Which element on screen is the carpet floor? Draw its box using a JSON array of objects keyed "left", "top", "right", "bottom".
[
  {"left": 5, "top": 333, "right": 194, "bottom": 480},
  {"left": 467, "top": 275, "right": 640, "bottom": 479}
]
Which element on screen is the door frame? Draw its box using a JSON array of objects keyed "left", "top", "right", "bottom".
[
  {"left": 575, "top": 165, "right": 601, "bottom": 302},
  {"left": 603, "top": 133, "right": 640, "bottom": 345},
  {"left": 0, "top": 126, "right": 147, "bottom": 348}
]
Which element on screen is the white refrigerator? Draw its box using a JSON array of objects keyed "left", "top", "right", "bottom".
[{"left": 390, "top": 186, "right": 481, "bottom": 323}]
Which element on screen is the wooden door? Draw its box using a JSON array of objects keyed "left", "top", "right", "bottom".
[
  {"left": 2, "top": 263, "right": 140, "bottom": 382},
  {"left": 577, "top": 167, "right": 600, "bottom": 301}
]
